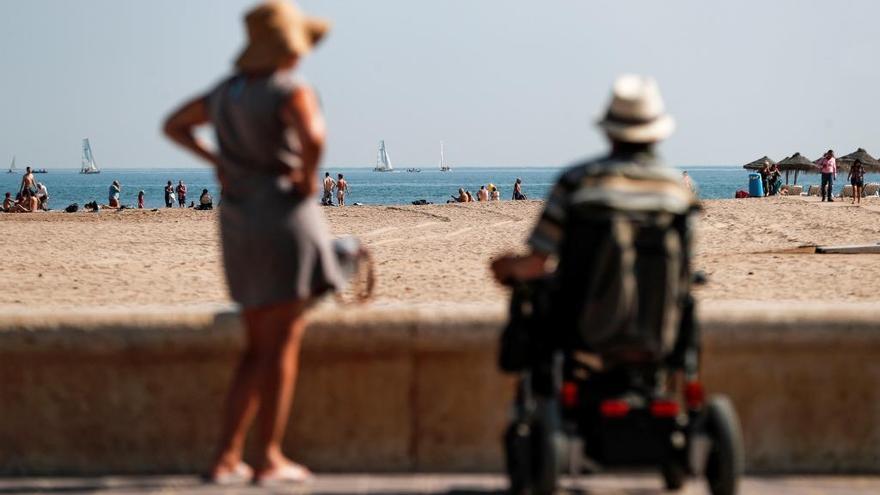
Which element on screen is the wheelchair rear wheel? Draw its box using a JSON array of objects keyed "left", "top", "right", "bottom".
[
  {"left": 704, "top": 396, "right": 744, "bottom": 495},
  {"left": 504, "top": 397, "right": 561, "bottom": 495}
]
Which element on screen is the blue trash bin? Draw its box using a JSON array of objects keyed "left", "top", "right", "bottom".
[{"left": 748, "top": 173, "right": 764, "bottom": 197}]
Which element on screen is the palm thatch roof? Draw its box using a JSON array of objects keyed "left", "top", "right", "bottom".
[
  {"left": 777, "top": 153, "right": 818, "bottom": 172},
  {"left": 742, "top": 156, "right": 776, "bottom": 170},
  {"left": 835, "top": 148, "right": 880, "bottom": 172}
]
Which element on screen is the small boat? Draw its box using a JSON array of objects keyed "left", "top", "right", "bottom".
[
  {"left": 439, "top": 141, "right": 451, "bottom": 172},
  {"left": 80, "top": 138, "right": 101, "bottom": 174},
  {"left": 33, "top": 168, "right": 47, "bottom": 174},
  {"left": 407, "top": 168, "right": 421, "bottom": 173},
  {"left": 373, "top": 140, "right": 394, "bottom": 172},
  {"left": 6, "top": 156, "right": 15, "bottom": 174}
]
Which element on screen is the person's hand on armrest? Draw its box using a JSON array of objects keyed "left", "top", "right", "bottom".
[{"left": 491, "top": 251, "right": 549, "bottom": 285}]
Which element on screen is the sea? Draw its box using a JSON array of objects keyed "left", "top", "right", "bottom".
[{"left": 0, "top": 166, "right": 830, "bottom": 209}]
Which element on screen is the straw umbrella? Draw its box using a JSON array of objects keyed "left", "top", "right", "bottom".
[
  {"left": 835, "top": 148, "right": 880, "bottom": 173},
  {"left": 742, "top": 156, "right": 776, "bottom": 171},
  {"left": 777, "top": 153, "right": 818, "bottom": 184}
]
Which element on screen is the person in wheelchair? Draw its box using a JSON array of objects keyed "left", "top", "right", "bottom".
[{"left": 491, "top": 75, "right": 743, "bottom": 495}]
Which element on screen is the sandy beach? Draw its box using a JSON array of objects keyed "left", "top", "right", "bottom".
[{"left": 2, "top": 196, "right": 880, "bottom": 310}]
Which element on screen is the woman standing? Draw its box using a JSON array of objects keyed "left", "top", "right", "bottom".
[
  {"left": 849, "top": 159, "right": 865, "bottom": 205},
  {"left": 163, "top": 1, "right": 342, "bottom": 485},
  {"left": 108, "top": 180, "right": 121, "bottom": 208}
]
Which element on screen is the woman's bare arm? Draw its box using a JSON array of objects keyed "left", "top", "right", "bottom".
[
  {"left": 281, "top": 86, "right": 325, "bottom": 197},
  {"left": 163, "top": 96, "right": 220, "bottom": 168}
]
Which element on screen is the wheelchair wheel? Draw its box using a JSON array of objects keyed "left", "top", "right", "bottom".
[
  {"left": 504, "top": 398, "right": 561, "bottom": 495},
  {"left": 661, "top": 461, "right": 686, "bottom": 491},
  {"left": 704, "top": 396, "right": 744, "bottom": 495}
]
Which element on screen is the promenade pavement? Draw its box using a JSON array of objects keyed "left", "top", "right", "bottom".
[{"left": 2, "top": 474, "right": 880, "bottom": 494}]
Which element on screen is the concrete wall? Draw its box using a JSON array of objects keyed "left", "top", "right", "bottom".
[{"left": 1, "top": 302, "right": 879, "bottom": 475}]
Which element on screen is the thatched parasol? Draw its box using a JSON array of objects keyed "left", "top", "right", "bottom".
[
  {"left": 835, "top": 148, "right": 880, "bottom": 173},
  {"left": 742, "top": 156, "right": 776, "bottom": 171},
  {"left": 777, "top": 153, "right": 818, "bottom": 184}
]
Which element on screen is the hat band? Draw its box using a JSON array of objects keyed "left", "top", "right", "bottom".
[{"left": 603, "top": 110, "right": 662, "bottom": 126}]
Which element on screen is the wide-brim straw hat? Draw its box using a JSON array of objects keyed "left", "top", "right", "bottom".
[
  {"left": 235, "top": 1, "right": 331, "bottom": 72},
  {"left": 597, "top": 74, "right": 675, "bottom": 144}
]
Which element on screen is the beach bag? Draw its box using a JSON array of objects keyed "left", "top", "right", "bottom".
[{"left": 65, "top": 203, "right": 79, "bottom": 213}]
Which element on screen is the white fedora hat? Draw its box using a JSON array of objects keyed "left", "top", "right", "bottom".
[{"left": 597, "top": 74, "right": 675, "bottom": 143}]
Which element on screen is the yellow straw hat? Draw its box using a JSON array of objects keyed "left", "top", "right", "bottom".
[{"left": 235, "top": 1, "right": 331, "bottom": 72}]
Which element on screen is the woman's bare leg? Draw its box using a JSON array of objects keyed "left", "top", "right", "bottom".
[{"left": 210, "top": 299, "right": 308, "bottom": 477}]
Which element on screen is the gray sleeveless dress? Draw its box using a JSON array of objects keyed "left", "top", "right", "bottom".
[{"left": 207, "top": 72, "right": 345, "bottom": 309}]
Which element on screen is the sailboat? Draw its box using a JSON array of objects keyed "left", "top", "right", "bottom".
[
  {"left": 80, "top": 138, "right": 101, "bottom": 174},
  {"left": 439, "top": 141, "right": 451, "bottom": 172},
  {"left": 373, "top": 140, "right": 394, "bottom": 172},
  {"left": 6, "top": 156, "right": 15, "bottom": 174}
]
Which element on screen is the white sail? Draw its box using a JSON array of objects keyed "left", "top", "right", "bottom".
[
  {"left": 374, "top": 140, "right": 393, "bottom": 172},
  {"left": 7, "top": 155, "right": 15, "bottom": 174},
  {"left": 80, "top": 139, "right": 100, "bottom": 174},
  {"left": 439, "top": 141, "right": 451, "bottom": 172}
]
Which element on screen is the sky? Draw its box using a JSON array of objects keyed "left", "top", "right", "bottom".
[{"left": 1, "top": 0, "right": 879, "bottom": 169}]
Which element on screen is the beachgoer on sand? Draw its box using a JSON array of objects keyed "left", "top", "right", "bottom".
[
  {"left": 177, "top": 180, "right": 188, "bottom": 207},
  {"left": 818, "top": 150, "right": 837, "bottom": 202},
  {"left": 478, "top": 185, "right": 489, "bottom": 202},
  {"left": 336, "top": 173, "right": 347, "bottom": 206},
  {"left": 35, "top": 182, "right": 49, "bottom": 210},
  {"left": 2, "top": 192, "right": 12, "bottom": 212},
  {"left": 197, "top": 189, "right": 213, "bottom": 210},
  {"left": 164, "top": 181, "right": 174, "bottom": 208},
  {"left": 682, "top": 171, "right": 694, "bottom": 192},
  {"left": 450, "top": 188, "right": 468, "bottom": 203},
  {"left": 322, "top": 172, "right": 336, "bottom": 205},
  {"left": 490, "top": 184, "right": 501, "bottom": 201},
  {"left": 849, "top": 158, "right": 865, "bottom": 205},
  {"left": 108, "top": 181, "right": 121, "bottom": 208},
  {"left": 163, "top": 1, "right": 349, "bottom": 485},
  {"left": 768, "top": 163, "right": 782, "bottom": 195},
  {"left": 137, "top": 190, "right": 145, "bottom": 209},
  {"left": 512, "top": 178, "right": 526, "bottom": 200},
  {"left": 19, "top": 166, "right": 36, "bottom": 197},
  {"left": 466, "top": 190, "right": 474, "bottom": 202}
]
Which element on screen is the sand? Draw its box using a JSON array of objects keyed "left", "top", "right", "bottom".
[{"left": 2, "top": 196, "right": 880, "bottom": 310}]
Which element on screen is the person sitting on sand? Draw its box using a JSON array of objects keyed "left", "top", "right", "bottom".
[
  {"left": 35, "top": 182, "right": 49, "bottom": 210},
  {"left": 478, "top": 185, "right": 489, "bottom": 202},
  {"left": 138, "top": 190, "right": 145, "bottom": 209},
  {"left": 490, "top": 185, "right": 501, "bottom": 201},
  {"left": 197, "top": 189, "right": 214, "bottom": 210},
  {"left": 336, "top": 173, "right": 347, "bottom": 206},
  {"left": 16, "top": 189, "right": 39, "bottom": 213},
  {"left": 466, "top": 190, "right": 474, "bottom": 202},
  {"left": 108, "top": 181, "right": 121, "bottom": 208},
  {"left": 512, "top": 178, "right": 526, "bottom": 200},
  {"left": 322, "top": 172, "right": 336, "bottom": 206},
  {"left": 3, "top": 192, "right": 13, "bottom": 212},
  {"left": 450, "top": 188, "right": 468, "bottom": 203},
  {"left": 849, "top": 158, "right": 866, "bottom": 205}
]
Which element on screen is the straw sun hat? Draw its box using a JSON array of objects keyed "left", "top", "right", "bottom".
[
  {"left": 235, "top": 1, "right": 331, "bottom": 72},
  {"left": 597, "top": 74, "right": 675, "bottom": 144}
]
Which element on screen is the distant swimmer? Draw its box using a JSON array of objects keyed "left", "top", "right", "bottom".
[
  {"left": 322, "top": 172, "right": 336, "bottom": 205},
  {"left": 336, "top": 173, "right": 348, "bottom": 206},
  {"left": 478, "top": 185, "right": 489, "bottom": 202}
]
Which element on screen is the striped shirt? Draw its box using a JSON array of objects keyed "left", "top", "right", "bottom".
[{"left": 528, "top": 151, "right": 697, "bottom": 255}]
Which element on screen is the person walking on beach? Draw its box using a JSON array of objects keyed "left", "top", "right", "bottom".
[
  {"left": 322, "top": 172, "right": 335, "bottom": 206},
  {"left": 108, "top": 180, "right": 121, "bottom": 208},
  {"left": 164, "top": 181, "right": 174, "bottom": 208},
  {"left": 137, "top": 190, "right": 145, "bottom": 209},
  {"left": 849, "top": 158, "right": 865, "bottom": 205},
  {"left": 177, "top": 180, "right": 188, "bottom": 208},
  {"left": 819, "top": 150, "right": 837, "bottom": 202},
  {"left": 512, "top": 178, "right": 526, "bottom": 200},
  {"left": 336, "top": 173, "right": 347, "bottom": 206},
  {"left": 163, "top": 1, "right": 344, "bottom": 485},
  {"left": 19, "top": 166, "right": 36, "bottom": 196}
]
